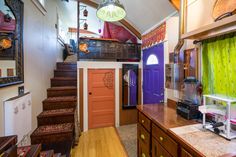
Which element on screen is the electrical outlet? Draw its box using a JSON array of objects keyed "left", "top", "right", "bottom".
[{"left": 18, "top": 86, "right": 24, "bottom": 95}]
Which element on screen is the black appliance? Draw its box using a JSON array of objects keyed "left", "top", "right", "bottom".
[{"left": 177, "top": 100, "right": 200, "bottom": 120}]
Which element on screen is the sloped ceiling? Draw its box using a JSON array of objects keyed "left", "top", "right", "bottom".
[{"left": 92, "top": 0, "right": 176, "bottom": 34}]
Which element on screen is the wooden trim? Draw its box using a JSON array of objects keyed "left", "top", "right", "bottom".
[
  {"left": 138, "top": 69, "right": 142, "bottom": 105},
  {"left": 79, "top": 68, "right": 84, "bottom": 131},
  {"left": 119, "top": 69, "right": 140, "bottom": 125},
  {"left": 167, "top": 98, "right": 177, "bottom": 109},
  {"left": 79, "top": 0, "right": 141, "bottom": 39}
]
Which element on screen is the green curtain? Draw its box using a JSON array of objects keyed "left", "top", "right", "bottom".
[{"left": 202, "top": 33, "right": 236, "bottom": 97}]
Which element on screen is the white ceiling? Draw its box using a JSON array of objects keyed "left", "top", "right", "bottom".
[
  {"left": 58, "top": 0, "right": 176, "bottom": 34},
  {"left": 92, "top": 0, "right": 176, "bottom": 34}
]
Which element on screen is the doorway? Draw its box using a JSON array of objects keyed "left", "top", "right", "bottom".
[
  {"left": 143, "top": 44, "right": 164, "bottom": 104},
  {"left": 88, "top": 69, "right": 115, "bottom": 129}
]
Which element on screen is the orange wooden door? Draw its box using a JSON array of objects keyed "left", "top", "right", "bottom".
[{"left": 88, "top": 69, "right": 115, "bottom": 129}]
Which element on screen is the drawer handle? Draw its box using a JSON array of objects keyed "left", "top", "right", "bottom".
[
  {"left": 142, "top": 153, "right": 146, "bottom": 157},
  {"left": 160, "top": 155, "right": 164, "bottom": 157},
  {"left": 159, "top": 136, "right": 164, "bottom": 141},
  {"left": 141, "top": 120, "right": 145, "bottom": 123},
  {"left": 140, "top": 134, "right": 145, "bottom": 140}
]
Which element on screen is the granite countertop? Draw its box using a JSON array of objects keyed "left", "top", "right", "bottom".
[{"left": 170, "top": 124, "right": 236, "bottom": 157}]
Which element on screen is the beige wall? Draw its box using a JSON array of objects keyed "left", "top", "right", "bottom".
[{"left": 0, "top": 0, "right": 63, "bottom": 136}]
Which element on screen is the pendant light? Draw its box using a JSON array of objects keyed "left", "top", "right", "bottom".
[{"left": 97, "top": 0, "right": 126, "bottom": 22}]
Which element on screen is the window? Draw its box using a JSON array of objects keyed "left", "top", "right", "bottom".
[{"left": 146, "top": 54, "right": 159, "bottom": 65}]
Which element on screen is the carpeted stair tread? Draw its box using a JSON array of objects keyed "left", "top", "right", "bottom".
[
  {"left": 54, "top": 70, "right": 77, "bottom": 78},
  {"left": 51, "top": 77, "right": 76, "bottom": 81},
  {"left": 31, "top": 123, "right": 73, "bottom": 136},
  {"left": 47, "top": 87, "right": 77, "bottom": 98},
  {"left": 40, "top": 150, "right": 54, "bottom": 157},
  {"left": 56, "top": 63, "right": 77, "bottom": 70},
  {"left": 38, "top": 108, "right": 75, "bottom": 118},
  {"left": 47, "top": 86, "right": 76, "bottom": 91},
  {"left": 43, "top": 96, "right": 77, "bottom": 103},
  {"left": 37, "top": 108, "right": 75, "bottom": 126},
  {"left": 54, "top": 69, "right": 76, "bottom": 72},
  {"left": 51, "top": 78, "right": 77, "bottom": 87}
]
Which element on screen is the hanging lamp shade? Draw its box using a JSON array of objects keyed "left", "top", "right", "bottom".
[{"left": 97, "top": 0, "right": 126, "bottom": 22}]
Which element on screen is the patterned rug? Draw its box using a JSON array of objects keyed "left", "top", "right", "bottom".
[{"left": 116, "top": 124, "right": 137, "bottom": 157}]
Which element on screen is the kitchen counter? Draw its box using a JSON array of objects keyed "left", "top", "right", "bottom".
[
  {"left": 170, "top": 124, "right": 236, "bottom": 157},
  {"left": 137, "top": 104, "right": 196, "bottom": 131},
  {"left": 137, "top": 104, "right": 236, "bottom": 157}
]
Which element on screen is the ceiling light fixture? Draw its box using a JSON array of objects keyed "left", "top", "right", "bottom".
[{"left": 97, "top": 0, "right": 126, "bottom": 22}]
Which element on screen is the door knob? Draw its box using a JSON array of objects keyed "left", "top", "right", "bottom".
[{"left": 89, "top": 92, "right": 92, "bottom": 95}]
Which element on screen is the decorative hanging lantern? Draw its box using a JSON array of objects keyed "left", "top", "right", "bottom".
[
  {"left": 83, "top": 9, "right": 88, "bottom": 17},
  {"left": 84, "top": 21, "right": 88, "bottom": 30}
]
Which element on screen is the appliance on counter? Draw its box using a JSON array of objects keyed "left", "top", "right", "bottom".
[
  {"left": 177, "top": 100, "right": 199, "bottom": 120},
  {"left": 199, "top": 95, "right": 236, "bottom": 140},
  {"left": 177, "top": 77, "right": 201, "bottom": 120}
]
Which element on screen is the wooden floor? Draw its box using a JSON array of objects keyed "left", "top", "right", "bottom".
[{"left": 72, "top": 127, "right": 128, "bottom": 157}]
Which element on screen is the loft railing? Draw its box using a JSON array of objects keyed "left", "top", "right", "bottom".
[{"left": 78, "top": 37, "right": 141, "bottom": 62}]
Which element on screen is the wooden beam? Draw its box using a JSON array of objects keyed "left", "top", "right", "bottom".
[{"left": 80, "top": 0, "right": 142, "bottom": 39}]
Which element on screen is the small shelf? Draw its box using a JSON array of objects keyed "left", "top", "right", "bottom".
[{"left": 182, "top": 15, "right": 236, "bottom": 41}]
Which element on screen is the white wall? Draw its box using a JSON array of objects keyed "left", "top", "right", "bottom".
[
  {"left": 0, "top": 0, "right": 63, "bottom": 136},
  {"left": 77, "top": 61, "right": 141, "bottom": 131},
  {"left": 80, "top": 3, "right": 104, "bottom": 36}
]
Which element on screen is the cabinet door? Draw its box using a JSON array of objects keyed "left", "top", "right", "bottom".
[
  {"left": 181, "top": 148, "right": 193, "bottom": 157},
  {"left": 152, "top": 137, "right": 171, "bottom": 157},
  {"left": 139, "top": 142, "right": 150, "bottom": 157},
  {"left": 138, "top": 124, "right": 150, "bottom": 150}
]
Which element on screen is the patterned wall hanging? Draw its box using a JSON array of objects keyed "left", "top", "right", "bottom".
[{"left": 142, "top": 22, "right": 166, "bottom": 49}]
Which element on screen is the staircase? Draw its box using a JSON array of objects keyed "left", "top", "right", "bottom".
[
  {"left": 0, "top": 135, "right": 62, "bottom": 157},
  {"left": 30, "top": 62, "right": 77, "bottom": 157}
]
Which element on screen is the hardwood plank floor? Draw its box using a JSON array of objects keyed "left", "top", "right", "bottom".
[{"left": 72, "top": 127, "right": 128, "bottom": 157}]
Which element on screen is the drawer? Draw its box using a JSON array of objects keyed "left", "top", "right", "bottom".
[
  {"left": 152, "top": 124, "right": 178, "bottom": 157},
  {"left": 152, "top": 137, "right": 171, "bottom": 157},
  {"left": 181, "top": 148, "right": 193, "bottom": 157},
  {"left": 139, "top": 142, "right": 150, "bottom": 157},
  {"left": 138, "top": 124, "right": 150, "bottom": 150},
  {"left": 139, "top": 112, "right": 151, "bottom": 132}
]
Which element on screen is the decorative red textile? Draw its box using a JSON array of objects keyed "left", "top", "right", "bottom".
[
  {"left": 142, "top": 22, "right": 166, "bottom": 49},
  {"left": 103, "top": 22, "right": 137, "bottom": 43},
  {"left": 0, "top": 11, "right": 16, "bottom": 32}
]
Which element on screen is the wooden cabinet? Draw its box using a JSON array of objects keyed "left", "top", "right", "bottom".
[
  {"left": 138, "top": 110, "right": 199, "bottom": 157},
  {"left": 152, "top": 137, "right": 172, "bottom": 157},
  {"left": 139, "top": 142, "right": 150, "bottom": 157},
  {"left": 139, "top": 112, "right": 151, "bottom": 132},
  {"left": 181, "top": 148, "right": 193, "bottom": 157},
  {"left": 138, "top": 113, "right": 151, "bottom": 157},
  {"left": 152, "top": 124, "right": 178, "bottom": 157},
  {"left": 138, "top": 123, "right": 150, "bottom": 149}
]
